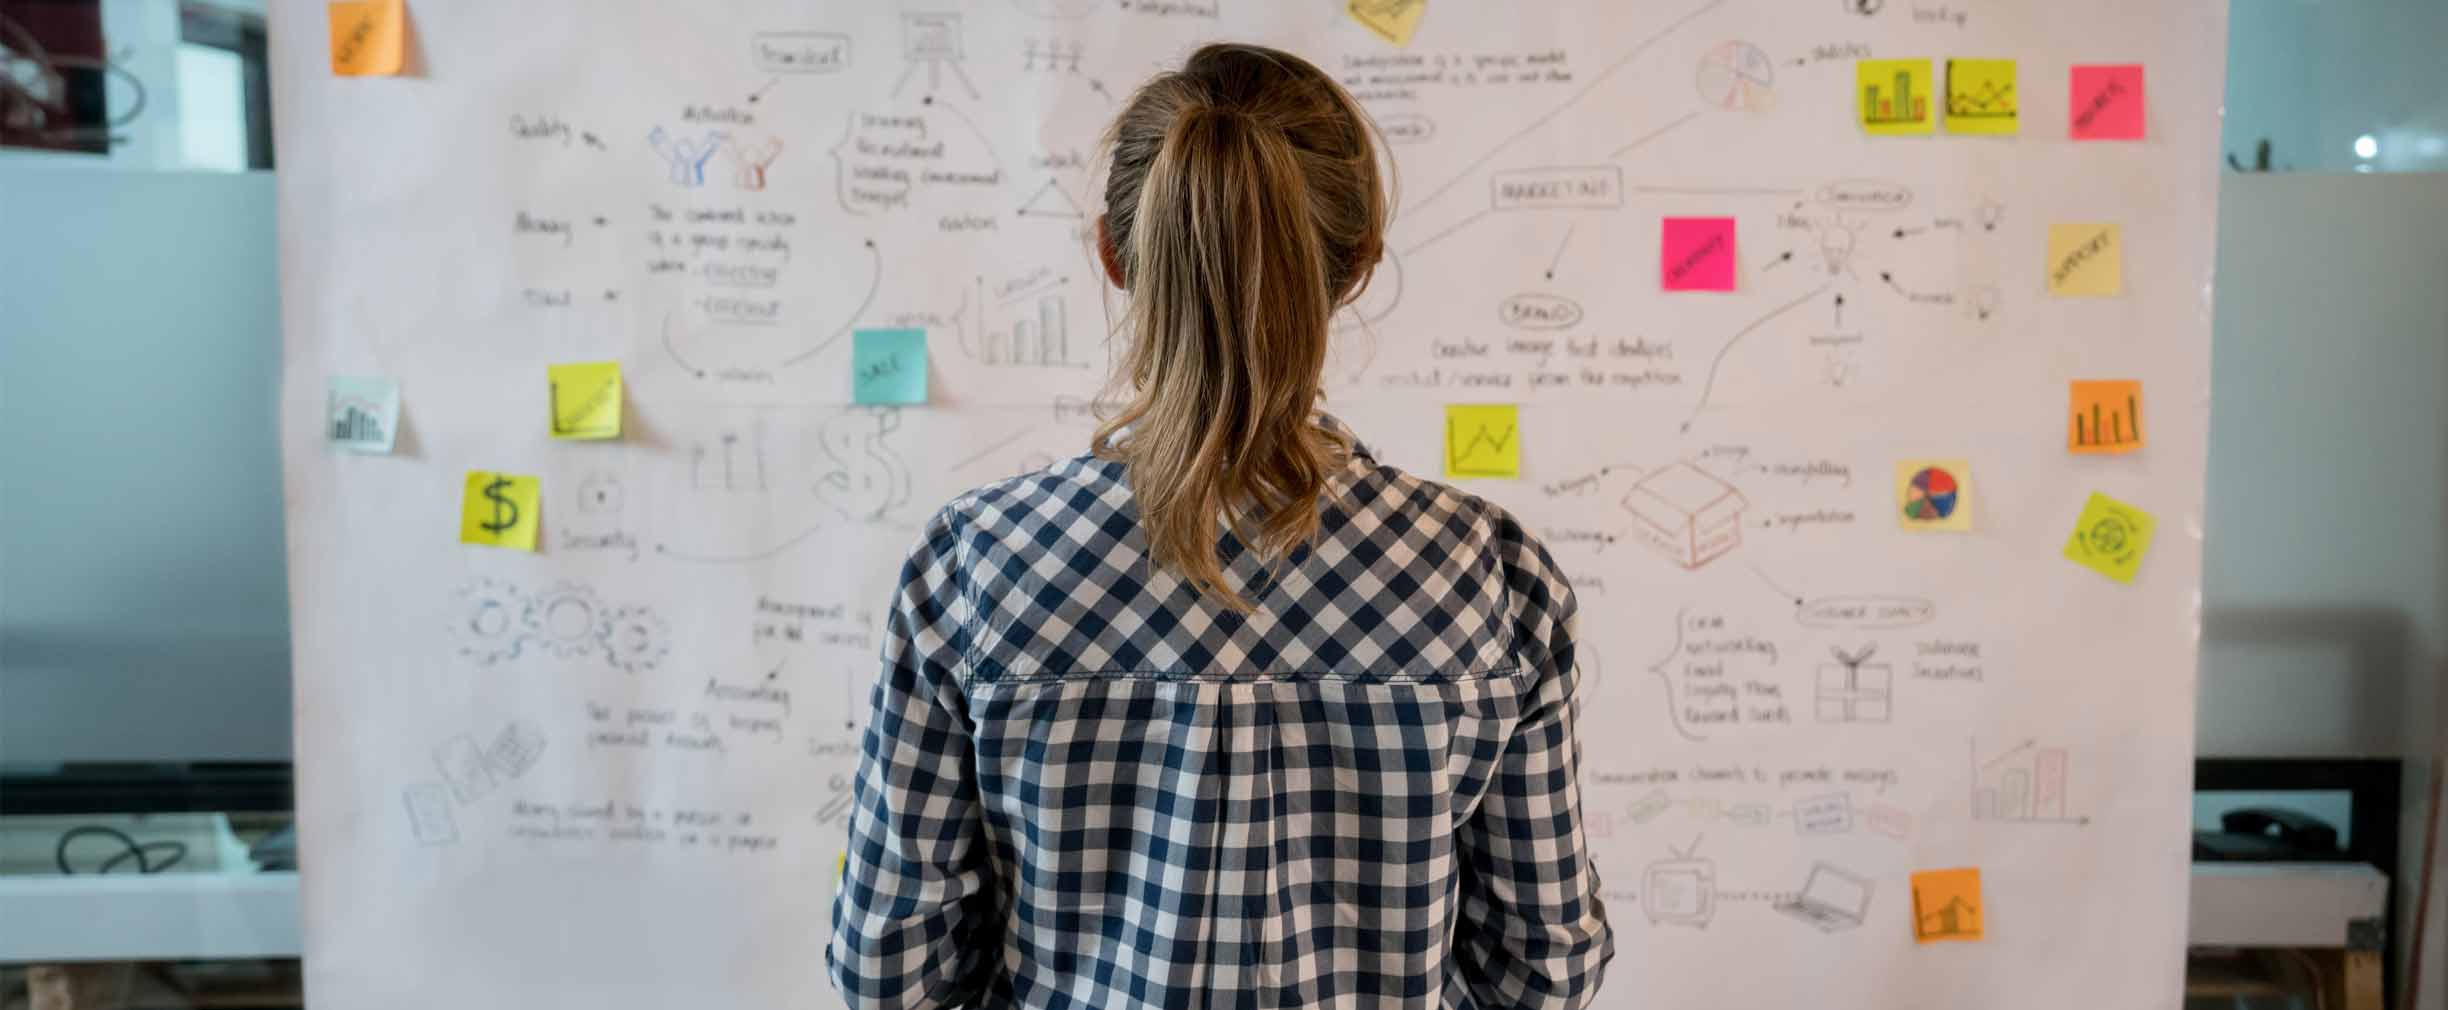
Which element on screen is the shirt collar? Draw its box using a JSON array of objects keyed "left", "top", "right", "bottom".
[{"left": 1309, "top": 407, "right": 1376, "bottom": 464}]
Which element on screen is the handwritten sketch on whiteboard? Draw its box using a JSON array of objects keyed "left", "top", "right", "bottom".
[{"left": 271, "top": 1, "right": 2225, "bottom": 1006}]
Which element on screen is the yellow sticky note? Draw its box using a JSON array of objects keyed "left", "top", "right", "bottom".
[
  {"left": 1945, "top": 59, "right": 2018, "bottom": 135},
  {"left": 1895, "top": 459, "right": 1972, "bottom": 532},
  {"left": 1444, "top": 404, "right": 1519, "bottom": 479},
  {"left": 460, "top": 471, "right": 540, "bottom": 551},
  {"left": 2047, "top": 223, "right": 2123, "bottom": 297},
  {"left": 328, "top": 0, "right": 405, "bottom": 77},
  {"left": 548, "top": 361, "right": 623, "bottom": 440},
  {"left": 1858, "top": 59, "right": 1935, "bottom": 135},
  {"left": 1347, "top": 0, "right": 1427, "bottom": 46},
  {"left": 1911, "top": 867, "right": 1984, "bottom": 943},
  {"left": 2068, "top": 380, "right": 2144, "bottom": 454},
  {"left": 837, "top": 851, "right": 847, "bottom": 884},
  {"left": 2062, "top": 491, "right": 2156, "bottom": 584}
]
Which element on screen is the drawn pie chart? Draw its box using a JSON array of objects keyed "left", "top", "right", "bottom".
[
  {"left": 1903, "top": 466, "right": 1960, "bottom": 520},
  {"left": 1695, "top": 41, "right": 1776, "bottom": 112}
]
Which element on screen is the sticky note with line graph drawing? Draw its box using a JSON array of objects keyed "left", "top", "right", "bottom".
[
  {"left": 1346, "top": 0, "right": 1427, "bottom": 47},
  {"left": 1444, "top": 404, "right": 1519, "bottom": 479},
  {"left": 548, "top": 362, "right": 623, "bottom": 439},
  {"left": 1944, "top": 59, "right": 2018, "bottom": 135},
  {"left": 2068, "top": 380, "right": 2144, "bottom": 454},
  {"left": 1910, "top": 867, "right": 1984, "bottom": 943}
]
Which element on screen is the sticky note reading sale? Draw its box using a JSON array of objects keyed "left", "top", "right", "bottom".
[
  {"left": 1857, "top": 59, "right": 1936, "bottom": 135},
  {"left": 1895, "top": 459, "right": 1972, "bottom": 532},
  {"left": 2068, "top": 380, "right": 2144, "bottom": 454},
  {"left": 2063, "top": 491, "right": 2157, "bottom": 583},
  {"left": 328, "top": 0, "right": 405, "bottom": 76},
  {"left": 460, "top": 471, "right": 540, "bottom": 552},
  {"left": 1347, "top": 0, "right": 1427, "bottom": 47},
  {"left": 1944, "top": 59, "right": 2018, "bottom": 135},
  {"left": 2047, "top": 223, "right": 2122, "bottom": 297},
  {"left": 1444, "top": 404, "right": 1520, "bottom": 479},
  {"left": 852, "top": 328, "right": 928, "bottom": 405},
  {"left": 2070, "top": 64, "right": 2146, "bottom": 140},
  {"left": 548, "top": 361, "right": 623, "bottom": 439},
  {"left": 1910, "top": 868, "right": 1984, "bottom": 943},
  {"left": 1661, "top": 217, "right": 1736, "bottom": 292}
]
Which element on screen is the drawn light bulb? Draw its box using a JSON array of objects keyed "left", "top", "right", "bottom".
[{"left": 1818, "top": 222, "right": 1857, "bottom": 275}]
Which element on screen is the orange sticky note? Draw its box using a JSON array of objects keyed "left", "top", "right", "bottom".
[
  {"left": 329, "top": 0, "right": 405, "bottom": 77},
  {"left": 2069, "top": 380, "right": 2143, "bottom": 454},
  {"left": 1910, "top": 867, "right": 1983, "bottom": 943},
  {"left": 1661, "top": 217, "right": 1737, "bottom": 291},
  {"left": 2070, "top": 65, "right": 2145, "bottom": 140}
]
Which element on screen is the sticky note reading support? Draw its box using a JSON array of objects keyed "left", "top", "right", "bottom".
[
  {"left": 328, "top": 0, "right": 405, "bottom": 77},
  {"left": 2063, "top": 491, "right": 2156, "bottom": 583},
  {"left": 1857, "top": 59, "right": 1936, "bottom": 135},
  {"left": 1895, "top": 459, "right": 1972, "bottom": 532},
  {"left": 2068, "top": 380, "right": 2144, "bottom": 454},
  {"left": 2070, "top": 64, "right": 2146, "bottom": 140},
  {"left": 460, "top": 471, "right": 541, "bottom": 551},
  {"left": 1945, "top": 59, "right": 2018, "bottom": 135},
  {"left": 1444, "top": 404, "right": 1519, "bottom": 479},
  {"left": 1347, "top": 0, "right": 1427, "bottom": 47},
  {"left": 548, "top": 362, "right": 623, "bottom": 439},
  {"left": 852, "top": 328, "right": 928, "bottom": 405},
  {"left": 326, "top": 375, "right": 401, "bottom": 454},
  {"left": 1661, "top": 217, "right": 1737, "bottom": 292},
  {"left": 2047, "top": 223, "right": 2122, "bottom": 297},
  {"left": 1910, "top": 868, "right": 1984, "bottom": 943}
]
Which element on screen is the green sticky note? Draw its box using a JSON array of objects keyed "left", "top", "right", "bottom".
[
  {"left": 548, "top": 361, "right": 623, "bottom": 440},
  {"left": 852, "top": 328, "right": 927, "bottom": 405},
  {"left": 2062, "top": 491, "right": 2156, "bottom": 583},
  {"left": 1444, "top": 404, "right": 1519, "bottom": 479}
]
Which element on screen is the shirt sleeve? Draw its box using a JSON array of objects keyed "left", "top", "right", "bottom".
[
  {"left": 828, "top": 504, "right": 1003, "bottom": 1009},
  {"left": 1450, "top": 509, "right": 1617, "bottom": 1010}
]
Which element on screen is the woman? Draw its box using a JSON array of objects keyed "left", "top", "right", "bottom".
[{"left": 830, "top": 42, "right": 1614, "bottom": 1010}]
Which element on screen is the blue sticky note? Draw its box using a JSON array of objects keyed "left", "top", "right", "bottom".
[{"left": 852, "top": 328, "right": 927, "bottom": 405}]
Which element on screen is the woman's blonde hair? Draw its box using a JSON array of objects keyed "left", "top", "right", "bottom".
[{"left": 1090, "top": 42, "right": 1389, "bottom": 613}]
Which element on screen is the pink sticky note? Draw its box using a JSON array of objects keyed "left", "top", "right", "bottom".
[
  {"left": 2070, "top": 65, "right": 2145, "bottom": 140},
  {"left": 1662, "top": 217, "right": 1737, "bottom": 291}
]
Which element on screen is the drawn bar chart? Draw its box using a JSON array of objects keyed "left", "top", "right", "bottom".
[
  {"left": 1971, "top": 739, "right": 2082, "bottom": 823},
  {"left": 1864, "top": 70, "right": 1924, "bottom": 124}
]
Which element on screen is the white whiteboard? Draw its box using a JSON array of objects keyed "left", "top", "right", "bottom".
[{"left": 271, "top": 1, "right": 2226, "bottom": 1006}]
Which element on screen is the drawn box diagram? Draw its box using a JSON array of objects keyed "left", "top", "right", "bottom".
[
  {"left": 1644, "top": 855, "right": 1715, "bottom": 927},
  {"left": 1622, "top": 462, "right": 1748, "bottom": 569}
]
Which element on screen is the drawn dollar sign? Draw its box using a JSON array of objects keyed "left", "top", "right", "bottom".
[{"left": 479, "top": 476, "right": 521, "bottom": 534}]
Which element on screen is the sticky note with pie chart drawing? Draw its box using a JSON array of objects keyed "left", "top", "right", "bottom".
[
  {"left": 1895, "top": 460, "right": 1972, "bottom": 532},
  {"left": 2063, "top": 491, "right": 2156, "bottom": 583}
]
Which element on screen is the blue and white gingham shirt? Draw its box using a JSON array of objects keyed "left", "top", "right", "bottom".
[{"left": 828, "top": 410, "right": 1615, "bottom": 1010}]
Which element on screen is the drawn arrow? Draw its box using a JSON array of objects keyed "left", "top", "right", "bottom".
[
  {"left": 778, "top": 239, "right": 883, "bottom": 368},
  {"left": 661, "top": 311, "right": 708, "bottom": 379},
  {"left": 1892, "top": 225, "right": 1926, "bottom": 239},
  {"left": 603, "top": 289, "right": 618, "bottom": 302},
  {"left": 1833, "top": 291, "right": 1846, "bottom": 327},
  {"left": 1747, "top": 562, "right": 1805, "bottom": 607},
  {"left": 1761, "top": 250, "right": 1795, "bottom": 271},
  {"left": 580, "top": 131, "right": 606, "bottom": 151},
  {"left": 747, "top": 76, "right": 780, "bottom": 104},
  {"left": 1545, "top": 224, "right": 1575, "bottom": 281},
  {"left": 592, "top": 215, "right": 608, "bottom": 227},
  {"left": 1881, "top": 271, "right": 1949, "bottom": 301}
]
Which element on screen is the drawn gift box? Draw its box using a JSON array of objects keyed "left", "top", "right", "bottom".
[{"left": 1622, "top": 462, "right": 1748, "bottom": 569}]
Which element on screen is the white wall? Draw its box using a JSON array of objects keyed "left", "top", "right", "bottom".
[{"left": 2200, "top": 171, "right": 2448, "bottom": 1003}]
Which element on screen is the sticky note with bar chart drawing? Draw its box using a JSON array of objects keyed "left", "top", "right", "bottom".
[
  {"left": 2068, "top": 380, "right": 2143, "bottom": 454},
  {"left": 1857, "top": 60, "right": 1936, "bottom": 135}
]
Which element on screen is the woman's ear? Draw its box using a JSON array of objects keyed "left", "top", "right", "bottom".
[{"left": 1096, "top": 214, "right": 1127, "bottom": 290}]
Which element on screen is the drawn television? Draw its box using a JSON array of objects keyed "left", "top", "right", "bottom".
[{"left": 1643, "top": 857, "right": 1715, "bottom": 927}]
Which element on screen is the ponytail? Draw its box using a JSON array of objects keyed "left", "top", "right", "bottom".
[{"left": 1092, "top": 44, "right": 1387, "bottom": 613}]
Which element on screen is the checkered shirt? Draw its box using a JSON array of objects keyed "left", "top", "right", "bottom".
[{"left": 829, "top": 410, "right": 1615, "bottom": 1010}]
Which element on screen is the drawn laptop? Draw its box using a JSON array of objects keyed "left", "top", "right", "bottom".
[{"left": 1775, "top": 862, "right": 1872, "bottom": 932}]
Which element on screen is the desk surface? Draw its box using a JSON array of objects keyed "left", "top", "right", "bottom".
[{"left": 0, "top": 872, "right": 301, "bottom": 963}]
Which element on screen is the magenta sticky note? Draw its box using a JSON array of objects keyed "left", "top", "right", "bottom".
[
  {"left": 2070, "top": 65, "right": 2145, "bottom": 140},
  {"left": 1662, "top": 217, "right": 1737, "bottom": 292}
]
